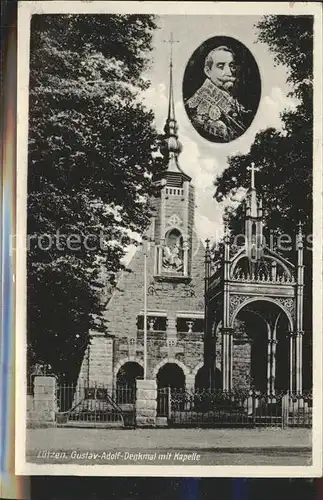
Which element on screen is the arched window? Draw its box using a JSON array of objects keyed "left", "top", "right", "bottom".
[
  {"left": 162, "top": 228, "right": 184, "bottom": 273},
  {"left": 156, "top": 363, "right": 186, "bottom": 415},
  {"left": 116, "top": 362, "right": 143, "bottom": 404}
]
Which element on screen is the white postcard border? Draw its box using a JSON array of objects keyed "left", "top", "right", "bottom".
[{"left": 15, "top": 1, "right": 323, "bottom": 477}]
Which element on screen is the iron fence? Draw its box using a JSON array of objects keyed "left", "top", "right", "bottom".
[
  {"left": 56, "top": 384, "right": 136, "bottom": 427},
  {"left": 27, "top": 377, "right": 34, "bottom": 396},
  {"left": 27, "top": 375, "right": 312, "bottom": 429},
  {"left": 286, "top": 391, "right": 312, "bottom": 427},
  {"left": 157, "top": 388, "right": 312, "bottom": 428}
]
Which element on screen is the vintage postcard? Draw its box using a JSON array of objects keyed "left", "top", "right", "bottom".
[{"left": 15, "top": 1, "right": 322, "bottom": 476}]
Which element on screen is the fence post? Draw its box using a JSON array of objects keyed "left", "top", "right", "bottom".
[
  {"left": 168, "top": 386, "right": 172, "bottom": 421},
  {"left": 252, "top": 392, "right": 256, "bottom": 426},
  {"left": 282, "top": 393, "right": 289, "bottom": 429},
  {"left": 31, "top": 376, "right": 57, "bottom": 426},
  {"left": 136, "top": 379, "right": 157, "bottom": 427}
]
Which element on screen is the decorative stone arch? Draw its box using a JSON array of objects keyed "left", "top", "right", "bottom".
[
  {"left": 192, "top": 360, "right": 221, "bottom": 379},
  {"left": 162, "top": 226, "right": 185, "bottom": 274},
  {"left": 230, "top": 251, "right": 293, "bottom": 279},
  {"left": 265, "top": 247, "right": 295, "bottom": 272},
  {"left": 164, "top": 226, "right": 183, "bottom": 242},
  {"left": 113, "top": 357, "right": 144, "bottom": 385},
  {"left": 165, "top": 224, "right": 183, "bottom": 235},
  {"left": 230, "top": 296, "right": 293, "bottom": 331},
  {"left": 152, "top": 357, "right": 191, "bottom": 381},
  {"left": 229, "top": 247, "right": 246, "bottom": 271},
  {"left": 213, "top": 319, "right": 222, "bottom": 336},
  {"left": 192, "top": 361, "right": 222, "bottom": 390},
  {"left": 192, "top": 361, "right": 204, "bottom": 379}
]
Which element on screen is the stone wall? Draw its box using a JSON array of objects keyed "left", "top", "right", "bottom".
[
  {"left": 229, "top": 319, "right": 252, "bottom": 391},
  {"left": 27, "top": 395, "right": 34, "bottom": 422},
  {"left": 76, "top": 334, "right": 114, "bottom": 388},
  {"left": 232, "top": 341, "right": 252, "bottom": 390},
  {"left": 113, "top": 335, "right": 204, "bottom": 390},
  {"left": 88, "top": 334, "right": 114, "bottom": 386}
]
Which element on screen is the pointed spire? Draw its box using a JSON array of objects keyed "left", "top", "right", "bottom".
[
  {"left": 297, "top": 220, "right": 304, "bottom": 236},
  {"left": 205, "top": 238, "right": 211, "bottom": 287},
  {"left": 297, "top": 220, "right": 304, "bottom": 249},
  {"left": 246, "top": 162, "right": 260, "bottom": 217},
  {"left": 167, "top": 34, "right": 176, "bottom": 122},
  {"left": 160, "top": 33, "right": 184, "bottom": 174},
  {"left": 163, "top": 42, "right": 179, "bottom": 142},
  {"left": 244, "top": 162, "right": 264, "bottom": 261}
]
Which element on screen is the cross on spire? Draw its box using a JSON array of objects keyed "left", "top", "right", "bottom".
[
  {"left": 247, "top": 162, "right": 260, "bottom": 190},
  {"left": 162, "top": 32, "right": 179, "bottom": 67},
  {"left": 160, "top": 32, "right": 185, "bottom": 174},
  {"left": 162, "top": 32, "right": 180, "bottom": 121}
]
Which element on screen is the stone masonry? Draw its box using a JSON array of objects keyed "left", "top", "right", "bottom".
[
  {"left": 136, "top": 379, "right": 158, "bottom": 427},
  {"left": 27, "top": 376, "right": 57, "bottom": 427}
]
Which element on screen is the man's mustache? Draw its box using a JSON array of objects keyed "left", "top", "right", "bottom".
[{"left": 218, "top": 75, "right": 236, "bottom": 84}]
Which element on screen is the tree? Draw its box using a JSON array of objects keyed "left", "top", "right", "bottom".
[{"left": 27, "top": 14, "right": 161, "bottom": 382}]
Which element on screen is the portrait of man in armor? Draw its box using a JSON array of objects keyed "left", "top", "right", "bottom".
[{"left": 183, "top": 37, "right": 261, "bottom": 143}]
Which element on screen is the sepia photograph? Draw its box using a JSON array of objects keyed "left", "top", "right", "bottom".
[{"left": 15, "top": 1, "right": 322, "bottom": 476}]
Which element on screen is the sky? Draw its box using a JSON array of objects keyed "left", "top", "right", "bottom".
[{"left": 141, "top": 15, "right": 298, "bottom": 243}]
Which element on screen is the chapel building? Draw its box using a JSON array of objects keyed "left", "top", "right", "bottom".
[{"left": 77, "top": 54, "right": 206, "bottom": 393}]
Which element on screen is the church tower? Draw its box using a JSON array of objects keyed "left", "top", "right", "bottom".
[
  {"left": 77, "top": 39, "right": 206, "bottom": 395},
  {"left": 151, "top": 46, "right": 195, "bottom": 279}
]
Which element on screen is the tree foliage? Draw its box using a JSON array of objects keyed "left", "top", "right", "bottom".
[{"left": 27, "top": 14, "right": 161, "bottom": 382}]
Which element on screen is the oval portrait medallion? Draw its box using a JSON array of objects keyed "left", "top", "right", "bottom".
[{"left": 183, "top": 36, "right": 261, "bottom": 143}]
